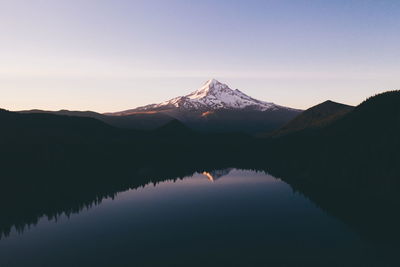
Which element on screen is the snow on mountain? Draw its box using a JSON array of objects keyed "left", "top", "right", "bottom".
[
  {"left": 104, "top": 79, "right": 302, "bottom": 133},
  {"left": 130, "top": 79, "right": 291, "bottom": 113}
]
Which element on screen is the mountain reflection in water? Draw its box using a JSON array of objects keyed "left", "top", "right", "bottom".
[
  {"left": 202, "top": 168, "right": 232, "bottom": 182},
  {"left": 0, "top": 168, "right": 398, "bottom": 267}
]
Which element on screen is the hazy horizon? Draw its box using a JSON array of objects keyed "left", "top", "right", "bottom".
[{"left": 1, "top": 0, "right": 399, "bottom": 112}]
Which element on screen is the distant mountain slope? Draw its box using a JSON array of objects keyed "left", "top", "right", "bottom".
[
  {"left": 272, "top": 100, "right": 354, "bottom": 136},
  {"left": 184, "top": 108, "right": 300, "bottom": 134},
  {"left": 20, "top": 109, "right": 174, "bottom": 130},
  {"left": 107, "top": 79, "right": 302, "bottom": 134}
]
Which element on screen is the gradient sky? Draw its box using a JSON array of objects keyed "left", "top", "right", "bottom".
[{"left": 1, "top": 0, "right": 399, "bottom": 112}]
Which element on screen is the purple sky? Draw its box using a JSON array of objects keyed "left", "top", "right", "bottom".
[{"left": 1, "top": 0, "right": 399, "bottom": 112}]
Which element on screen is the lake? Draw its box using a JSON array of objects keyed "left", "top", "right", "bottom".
[{"left": 0, "top": 169, "right": 393, "bottom": 266}]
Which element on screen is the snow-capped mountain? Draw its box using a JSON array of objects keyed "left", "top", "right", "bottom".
[
  {"left": 111, "top": 79, "right": 294, "bottom": 115},
  {"left": 107, "top": 79, "right": 302, "bottom": 134}
]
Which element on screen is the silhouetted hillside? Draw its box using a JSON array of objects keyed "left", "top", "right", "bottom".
[
  {"left": 0, "top": 108, "right": 254, "bottom": 174},
  {"left": 268, "top": 91, "right": 400, "bottom": 175},
  {"left": 255, "top": 91, "right": 400, "bottom": 244},
  {"left": 20, "top": 109, "right": 175, "bottom": 130},
  {"left": 154, "top": 119, "right": 193, "bottom": 135},
  {"left": 0, "top": 109, "right": 117, "bottom": 144},
  {"left": 182, "top": 108, "right": 300, "bottom": 134},
  {"left": 271, "top": 100, "right": 354, "bottom": 136},
  {"left": 21, "top": 107, "right": 299, "bottom": 134}
]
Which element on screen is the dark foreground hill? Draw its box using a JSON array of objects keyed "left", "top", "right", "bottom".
[
  {"left": 0, "top": 109, "right": 117, "bottom": 144},
  {"left": 0, "top": 108, "right": 254, "bottom": 175},
  {"left": 259, "top": 91, "right": 400, "bottom": 244},
  {"left": 264, "top": 91, "right": 400, "bottom": 175}
]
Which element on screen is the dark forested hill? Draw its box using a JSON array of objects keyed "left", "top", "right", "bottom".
[
  {"left": 260, "top": 91, "right": 400, "bottom": 244},
  {"left": 271, "top": 100, "right": 354, "bottom": 136},
  {"left": 0, "top": 109, "right": 117, "bottom": 144},
  {"left": 20, "top": 109, "right": 175, "bottom": 131},
  {"left": 265, "top": 91, "right": 400, "bottom": 176},
  {"left": 20, "top": 107, "right": 300, "bottom": 134}
]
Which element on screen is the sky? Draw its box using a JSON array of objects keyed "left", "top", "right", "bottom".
[{"left": 1, "top": 0, "right": 399, "bottom": 112}]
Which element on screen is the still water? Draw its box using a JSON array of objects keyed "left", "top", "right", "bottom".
[{"left": 0, "top": 169, "right": 388, "bottom": 266}]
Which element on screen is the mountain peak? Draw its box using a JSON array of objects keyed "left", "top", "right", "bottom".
[
  {"left": 203, "top": 78, "right": 225, "bottom": 89},
  {"left": 112, "top": 79, "right": 297, "bottom": 114},
  {"left": 187, "top": 79, "right": 231, "bottom": 100},
  {"left": 205, "top": 78, "right": 219, "bottom": 86}
]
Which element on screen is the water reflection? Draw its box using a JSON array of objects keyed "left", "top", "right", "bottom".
[
  {"left": 0, "top": 165, "right": 399, "bottom": 266},
  {"left": 202, "top": 168, "right": 232, "bottom": 182},
  {"left": 0, "top": 169, "right": 373, "bottom": 266}
]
